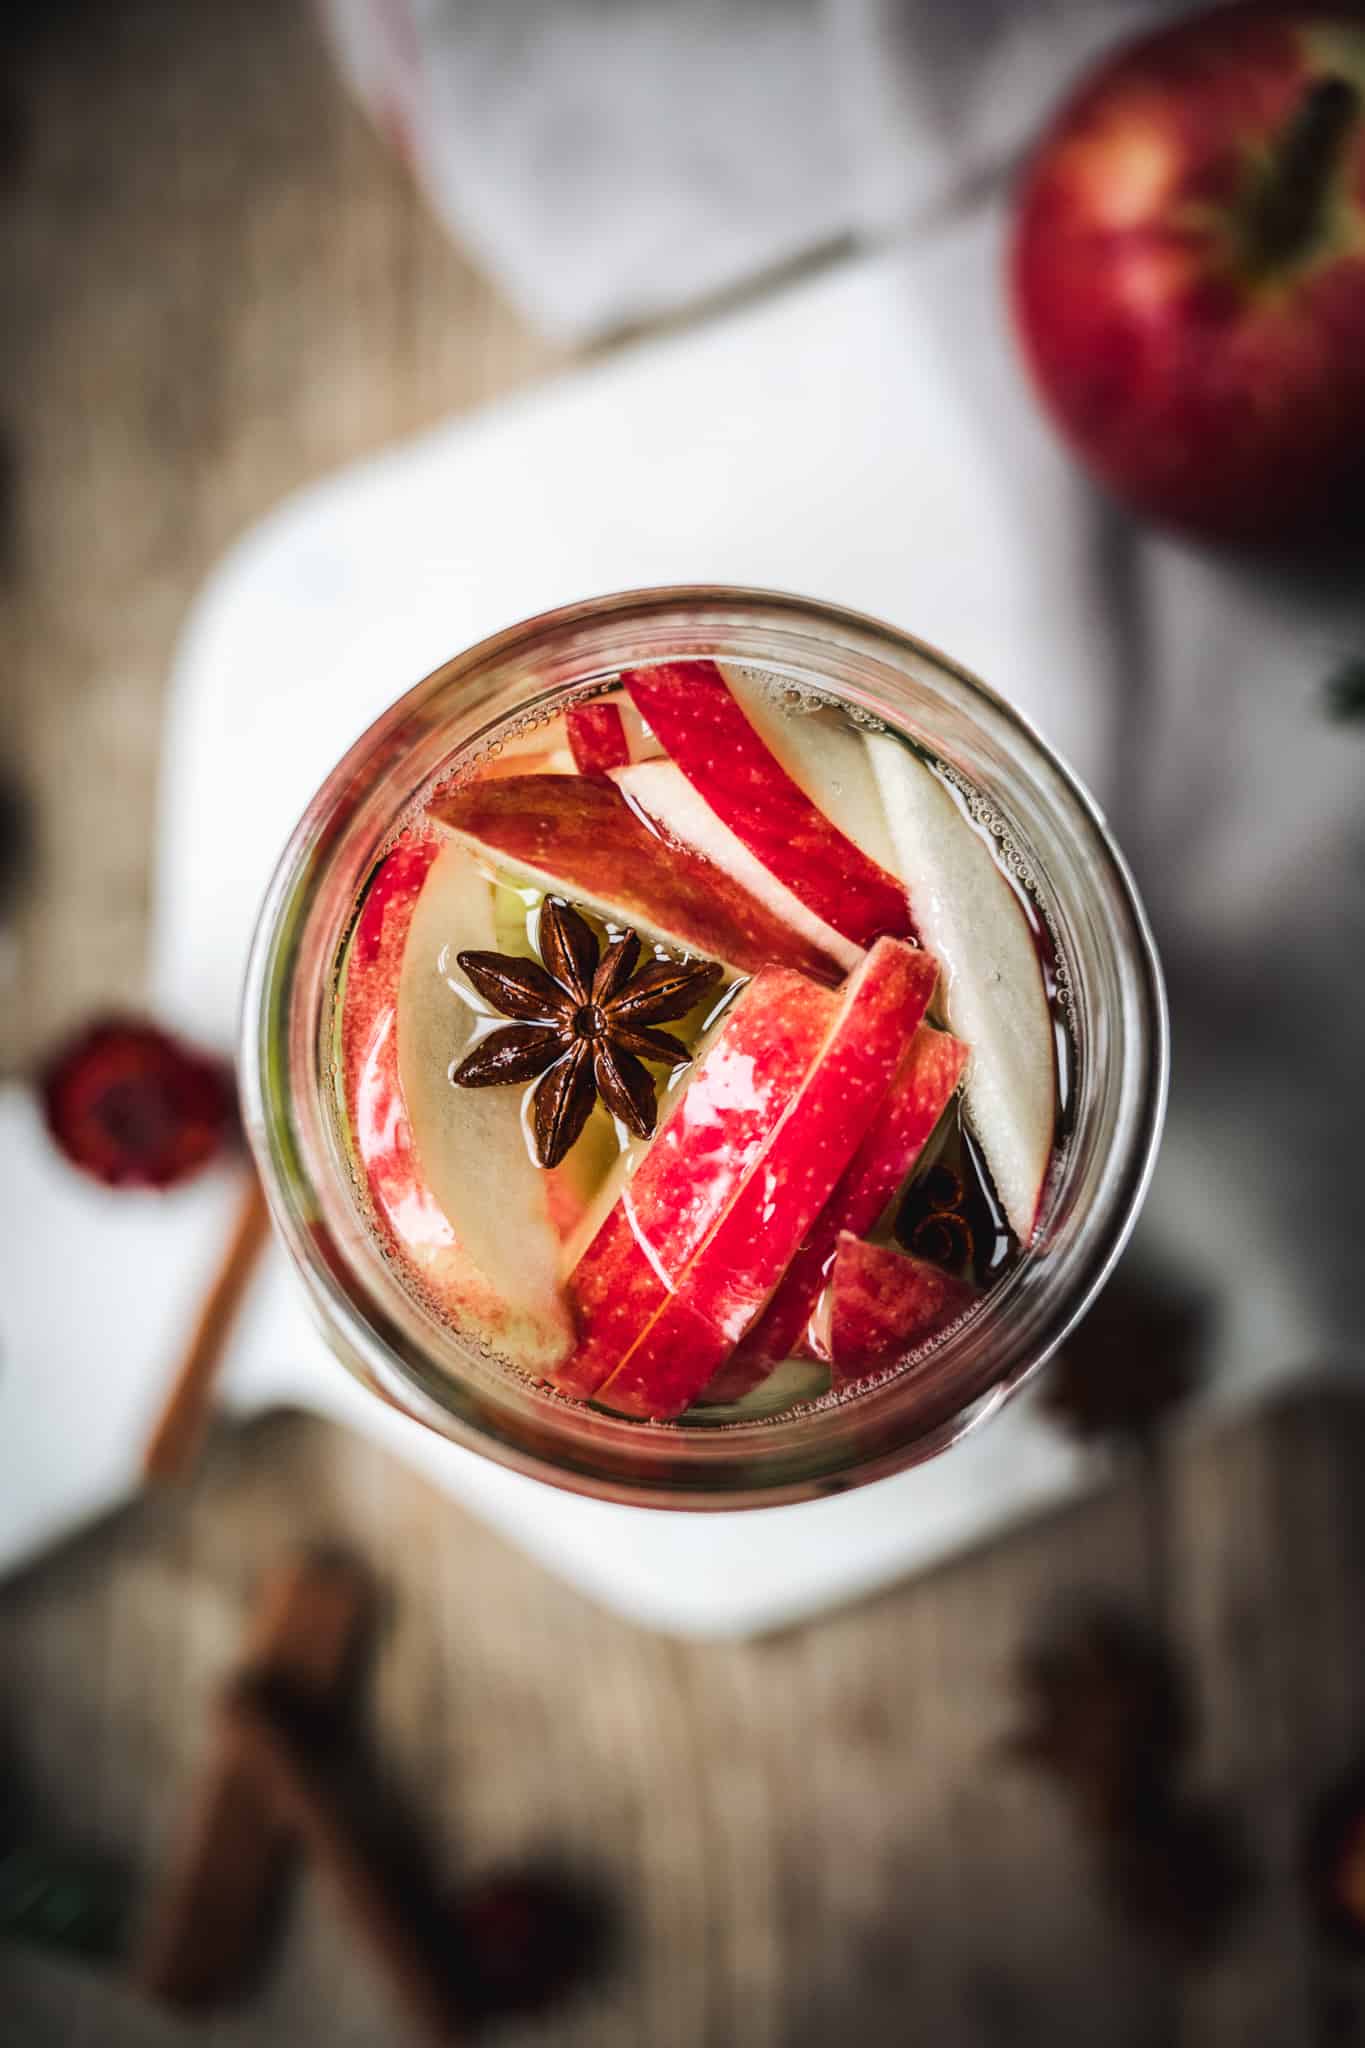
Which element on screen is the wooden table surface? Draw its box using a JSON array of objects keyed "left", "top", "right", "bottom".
[
  {"left": 3, "top": 6, "right": 1364, "bottom": 2045},
  {"left": 3, "top": 1396, "right": 1363, "bottom": 2047}
]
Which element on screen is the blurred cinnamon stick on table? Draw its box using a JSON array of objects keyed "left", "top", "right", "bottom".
[
  {"left": 225, "top": 1692, "right": 465, "bottom": 2043},
  {"left": 133, "top": 1551, "right": 370, "bottom": 2010},
  {"left": 142, "top": 1169, "right": 269, "bottom": 1483}
]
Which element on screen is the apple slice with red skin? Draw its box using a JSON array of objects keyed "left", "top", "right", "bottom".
[
  {"left": 702, "top": 1022, "right": 967, "bottom": 1403},
  {"left": 566, "top": 695, "right": 662, "bottom": 776},
  {"left": 621, "top": 660, "right": 915, "bottom": 950},
  {"left": 428, "top": 772, "right": 847, "bottom": 985},
  {"left": 554, "top": 968, "right": 838, "bottom": 1400},
  {"left": 342, "top": 835, "right": 573, "bottom": 1372},
  {"left": 719, "top": 664, "right": 902, "bottom": 875},
  {"left": 867, "top": 734, "right": 1056, "bottom": 1244},
  {"left": 594, "top": 938, "right": 938, "bottom": 1420},
  {"left": 611, "top": 760, "right": 862, "bottom": 977},
  {"left": 567, "top": 700, "right": 630, "bottom": 775},
  {"left": 826, "top": 1233, "right": 978, "bottom": 1385}
]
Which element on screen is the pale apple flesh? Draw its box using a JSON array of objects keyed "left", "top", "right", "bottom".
[
  {"left": 554, "top": 969, "right": 838, "bottom": 1400},
  {"left": 427, "top": 773, "right": 849, "bottom": 986},
  {"left": 611, "top": 759, "right": 863, "bottom": 976},
  {"left": 826, "top": 1233, "right": 978, "bottom": 1385},
  {"left": 622, "top": 660, "right": 916, "bottom": 950},
  {"left": 396, "top": 837, "right": 573, "bottom": 1359},
  {"left": 594, "top": 939, "right": 938, "bottom": 1420},
  {"left": 867, "top": 735, "right": 1056, "bottom": 1244},
  {"left": 341, "top": 837, "right": 574, "bottom": 1372},
  {"left": 719, "top": 663, "right": 902, "bottom": 875},
  {"left": 479, "top": 745, "right": 577, "bottom": 780},
  {"left": 566, "top": 699, "right": 631, "bottom": 775},
  {"left": 702, "top": 1022, "right": 968, "bottom": 1403}
]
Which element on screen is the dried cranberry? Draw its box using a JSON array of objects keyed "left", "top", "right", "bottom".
[
  {"left": 353, "top": 838, "right": 438, "bottom": 966},
  {"left": 41, "top": 1017, "right": 235, "bottom": 1189}
]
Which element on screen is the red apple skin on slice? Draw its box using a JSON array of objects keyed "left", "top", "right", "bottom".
[
  {"left": 719, "top": 664, "right": 901, "bottom": 876},
  {"left": 428, "top": 773, "right": 847, "bottom": 986},
  {"left": 566, "top": 700, "right": 631, "bottom": 775},
  {"left": 703, "top": 1023, "right": 968, "bottom": 1403},
  {"left": 566, "top": 695, "right": 660, "bottom": 775},
  {"left": 595, "top": 939, "right": 938, "bottom": 1420},
  {"left": 342, "top": 837, "right": 572, "bottom": 1372},
  {"left": 827, "top": 1234, "right": 977, "bottom": 1386},
  {"left": 611, "top": 760, "right": 862, "bottom": 977},
  {"left": 554, "top": 969, "right": 838, "bottom": 1399},
  {"left": 342, "top": 838, "right": 442, "bottom": 1240},
  {"left": 622, "top": 660, "right": 915, "bottom": 951},
  {"left": 342, "top": 841, "right": 519, "bottom": 1341}
]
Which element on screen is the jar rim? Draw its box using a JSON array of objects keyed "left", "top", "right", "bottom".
[{"left": 241, "top": 585, "right": 1168, "bottom": 1509}]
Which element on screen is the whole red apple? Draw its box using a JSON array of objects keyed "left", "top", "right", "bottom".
[{"left": 1009, "top": 6, "right": 1365, "bottom": 545}]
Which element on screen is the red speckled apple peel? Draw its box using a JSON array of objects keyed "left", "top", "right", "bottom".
[
  {"left": 566, "top": 698, "right": 631, "bottom": 775},
  {"left": 566, "top": 694, "right": 660, "bottom": 776},
  {"left": 826, "top": 1234, "right": 979, "bottom": 1386},
  {"left": 428, "top": 773, "right": 848, "bottom": 987},
  {"left": 554, "top": 968, "right": 837, "bottom": 1400},
  {"left": 702, "top": 1022, "right": 968, "bottom": 1405},
  {"left": 343, "top": 836, "right": 575, "bottom": 1372},
  {"left": 611, "top": 758, "right": 863, "bottom": 978},
  {"left": 622, "top": 660, "right": 916, "bottom": 950},
  {"left": 594, "top": 938, "right": 938, "bottom": 1421}
]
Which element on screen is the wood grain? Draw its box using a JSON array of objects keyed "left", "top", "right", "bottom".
[
  {"left": 132, "top": 1550, "right": 372, "bottom": 2010},
  {"left": 141, "top": 1170, "right": 271, "bottom": 1484},
  {"left": 2, "top": 1394, "right": 1362, "bottom": 2047},
  {"left": 223, "top": 1693, "right": 465, "bottom": 2044},
  {"left": 0, "top": 0, "right": 559, "bottom": 1075}
]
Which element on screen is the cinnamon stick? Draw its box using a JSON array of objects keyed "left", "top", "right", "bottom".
[
  {"left": 142, "top": 1169, "right": 269, "bottom": 1483},
  {"left": 225, "top": 1694, "right": 464, "bottom": 2044},
  {"left": 133, "top": 1552, "right": 370, "bottom": 2009}
]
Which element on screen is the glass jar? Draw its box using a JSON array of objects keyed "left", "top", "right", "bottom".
[{"left": 241, "top": 587, "right": 1166, "bottom": 1508}]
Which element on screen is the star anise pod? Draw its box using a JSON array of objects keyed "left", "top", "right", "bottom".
[
  {"left": 451, "top": 899, "right": 721, "bottom": 1168},
  {"left": 1005, "top": 1607, "right": 1253, "bottom": 1956}
]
